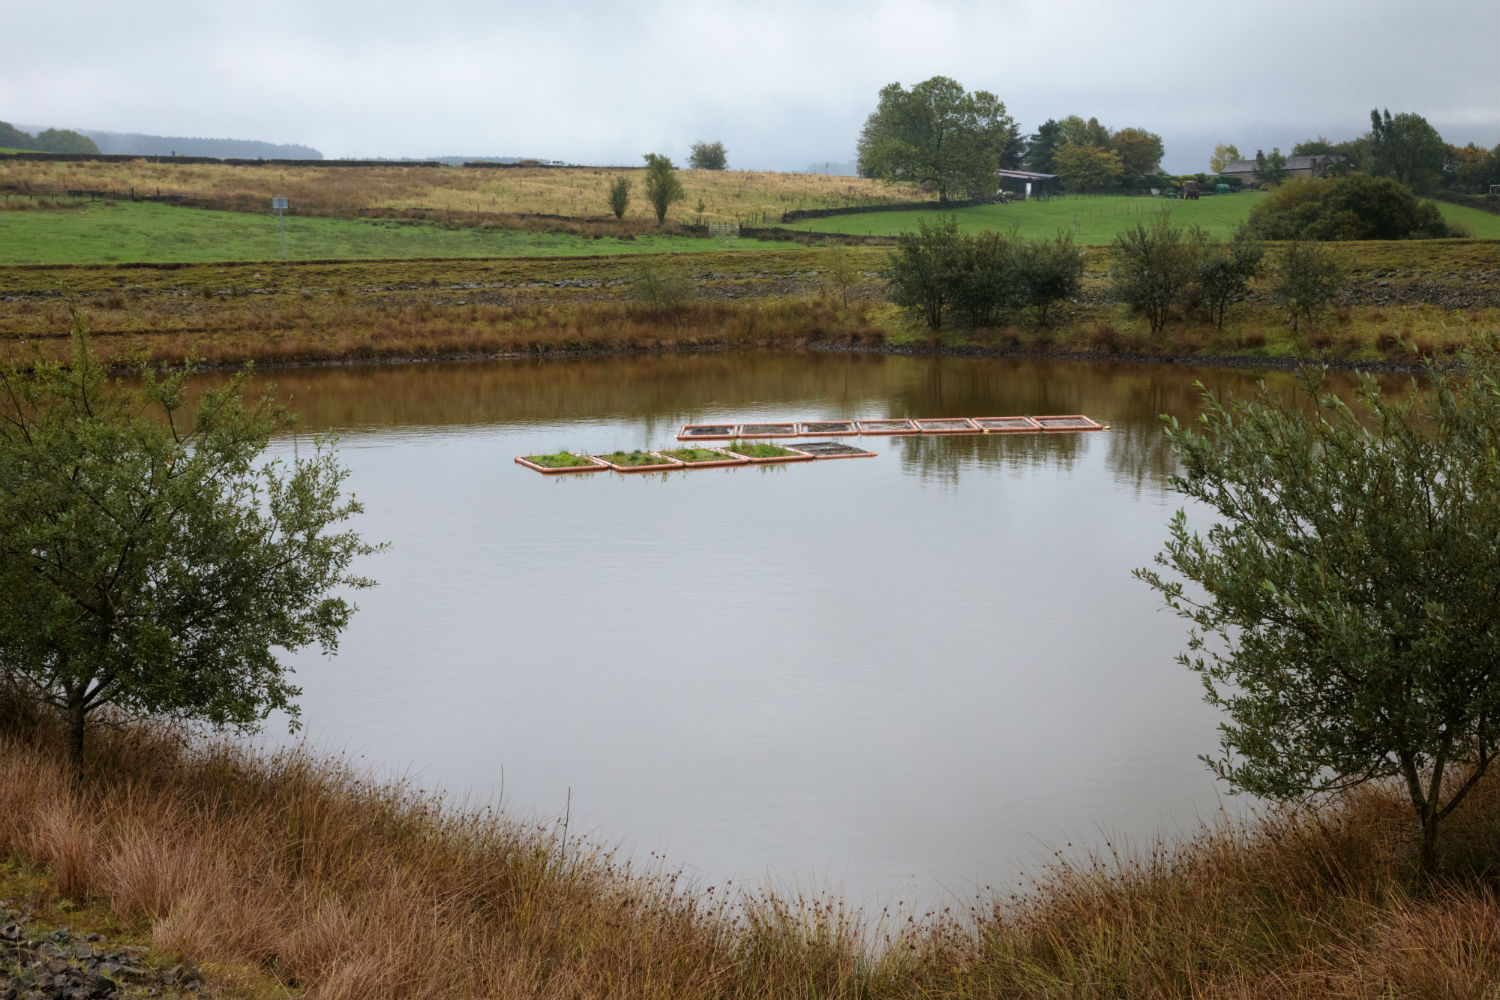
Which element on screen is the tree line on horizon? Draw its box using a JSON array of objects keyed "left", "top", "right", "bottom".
[
  {"left": 854, "top": 77, "right": 1500, "bottom": 203},
  {"left": 1210, "top": 107, "right": 1500, "bottom": 197},
  {"left": 0, "top": 120, "right": 326, "bottom": 160},
  {"left": 0, "top": 120, "right": 99, "bottom": 154}
]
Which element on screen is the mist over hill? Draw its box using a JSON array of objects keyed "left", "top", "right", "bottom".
[
  {"left": 804, "top": 160, "right": 858, "bottom": 176},
  {"left": 78, "top": 129, "right": 322, "bottom": 159}
]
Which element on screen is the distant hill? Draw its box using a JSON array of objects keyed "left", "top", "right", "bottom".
[{"left": 79, "top": 130, "right": 322, "bottom": 160}]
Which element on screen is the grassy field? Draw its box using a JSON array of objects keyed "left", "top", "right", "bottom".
[
  {"left": 7, "top": 190, "right": 1490, "bottom": 268},
  {"left": 1, "top": 712, "right": 1496, "bottom": 1000},
  {"left": 0, "top": 198, "right": 770, "bottom": 264},
  {"left": 782, "top": 191, "right": 1500, "bottom": 241},
  {"left": 3, "top": 153, "right": 1495, "bottom": 267},
  {"left": 0, "top": 158, "right": 931, "bottom": 226}
]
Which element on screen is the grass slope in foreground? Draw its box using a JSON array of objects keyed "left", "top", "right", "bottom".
[
  {"left": 1, "top": 714, "right": 1496, "bottom": 999},
  {"left": 782, "top": 191, "right": 1500, "bottom": 242},
  {"left": 0, "top": 199, "right": 771, "bottom": 264}
]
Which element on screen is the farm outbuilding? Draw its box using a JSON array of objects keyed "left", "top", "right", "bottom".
[
  {"left": 1220, "top": 152, "right": 1345, "bottom": 188},
  {"left": 996, "top": 169, "right": 1058, "bottom": 200}
]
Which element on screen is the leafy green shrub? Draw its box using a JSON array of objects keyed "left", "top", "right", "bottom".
[
  {"left": 886, "top": 219, "right": 1084, "bottom": 331},
  {"left": 1015, "top": 230, "right": 1084, "bottom": 327},
  {"left": 949, "top": 229, "right": 1017, "bottom": 328},
  {"left": 1248, "top": 175, "right": 1458, "bottom": 240},
  {"left": 688, "top": 141, "right": 728, "bottom": 171},
  {"left": 607, "top": 176, "right": 631, "bottom": 220},
  {"left": 1197, "top": 226, "right": 1264, "bottom": 328},
  {"left": 642, "top": 153, "right": 685, "bottom": 224},
  {"left": 1110, "top": 212, "right": 1207, "bottom": 333},
  {"left": 633, "top": 260, "right": 691, "bottom": 313},
  {"left": 884, "top": 215, "right": 964, "bottom": 330},
  {"left": 1272, "top": 241, "right": 1344, "bottom": 333}
]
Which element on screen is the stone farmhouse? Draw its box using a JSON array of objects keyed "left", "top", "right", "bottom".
[{"left": 1220, "top": 151, "right": 1345, "bottom": 188}]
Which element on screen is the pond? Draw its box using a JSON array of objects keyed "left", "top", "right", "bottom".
[{"left": 248, "top": 351, "right": 1331, "bottom": 906}]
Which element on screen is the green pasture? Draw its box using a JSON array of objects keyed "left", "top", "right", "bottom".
[
  {"left": 0, "top": 199, "right": 766, "bottom": 265},
  {"left": 783, "top": 191, "right": 1500, "bottom": 243},
  {"left": 784, "top": 192, "right": 1262, "bottom": 242},
  {"left": 3, "top": 192, "right": 1494, "bottom": 267},
  {"left": 1436, "top": 201, "right": 1500, "bottom": 238}
]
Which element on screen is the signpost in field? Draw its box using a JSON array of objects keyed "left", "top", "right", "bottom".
[{"left": 272, "top": 197, "right": 288, "bottom": 260}]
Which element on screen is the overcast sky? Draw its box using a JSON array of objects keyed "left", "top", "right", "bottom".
[{"left": 6, "top": 0, "right": 1496, "bottom": 174}]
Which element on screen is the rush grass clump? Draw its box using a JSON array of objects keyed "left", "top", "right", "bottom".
[{"left": 0, "top": 702, "right": 1496, "bottom": 999}]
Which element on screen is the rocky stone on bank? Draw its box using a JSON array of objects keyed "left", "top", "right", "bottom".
[{"left": 1, "top": 901, "right": 202, "bottom": 1000}]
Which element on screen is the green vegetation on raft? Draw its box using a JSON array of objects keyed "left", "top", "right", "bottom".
[
  {"left": 596, "top": 450, "right": 672, "bottom": 467},
  {"left": 522, "top": 451, "right": 598, "bottom": 468},
  {"left": 525, "top": 451, "right": 596, "bottom": 468},
  {"left": 723, "top": 440, "right": 801, "bottom": 458},
  {"left": 660, "top": 447, "right": 735, "bottom": 463}
]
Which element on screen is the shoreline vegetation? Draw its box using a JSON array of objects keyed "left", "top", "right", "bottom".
[
  {"left": 2, "top": 240, "right": 1496, "bottom": 371},
  {"left": 1, "top": 712, "right": 1495, "bottom": 999}
]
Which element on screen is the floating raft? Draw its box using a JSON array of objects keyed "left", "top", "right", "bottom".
[
  {"left": 718, "top": 443, "right": 816, "bottom": 465},
  {"left": 912, "top": 417, "right": 978, "bottom": 434},
  {"left": 1033, "top": 414, "right": 1105, "bottom": 432},
  {"left": 854, "top": 418, "right": 918, "bottom": 435},
  {"left": 793, "top": 441, "right": 877, "bottom": 459},
  {"left": 515, "top": 454, "right": 610, "bottom": 475},
  {"left": 658, "top": 448, "right": 749, "bottom": 469},
  {"left": 972, "top": 416, "right": 1042, "bottom": 433},
  {"left": 591, "top": 451, "right": 686, "bottom": 474},
  {"left": 737, "top": 421, "right": 799, "bottom": 439},
  {"left": 516, "top": 442, "right": 871, "bottom": 475},
  {"left": 799, "top": 420, "right": 859, "bottom": 436},
  {"left": 678, "top": 423, "right": 738, "bottom": 441},
  {"left": 679, "top": 415, "right": 1105, "bottom": 440}
]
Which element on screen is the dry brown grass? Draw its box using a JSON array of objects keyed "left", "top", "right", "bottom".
[
  {"left": 0, "top": 244, "right": 1494, "bottom": 372},
  {"left": 1, "top": 702, "right": 1496, "bottom": 1000},
  {"left": 0, "top": 297, "right": 886, "bottom": 368},
  {"left": 0, "top": 159, "right": 930, "bottom": 226}
]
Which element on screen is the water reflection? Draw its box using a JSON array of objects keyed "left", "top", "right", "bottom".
[
  {"left": 218, "top": 351, "right": 1376, "bottom": 907},
  {"left": 234, "top": 352, "right": 1331, "bottom": 492}
]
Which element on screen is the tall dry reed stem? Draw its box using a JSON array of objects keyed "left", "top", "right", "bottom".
[{"left": 0, "top": 705, "right": 1495, "bottom": 999}]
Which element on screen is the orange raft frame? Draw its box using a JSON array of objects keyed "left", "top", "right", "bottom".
[
  {"left": 855, "top": 418, "right": 919, "bottom": 435},
  {"left": 1033, "top": 415, "right": 1105, "bottom": 432},
  {"left": 677, "top": 423, "right": 738, "bottom": 441},
  {"left": 718, "top": 442, "right": 816, "bottom": 465},
  {"left": 912, "top": 417, "right": 980, "bottom": 435},
  {"left": 971, "top": 416, "right": 1042, "bottom": 433},
  {"left": 793, "top": 441, "right": 877, "bottom": 459},
  {"left": 514, "top": 454, "right": 610, "bottom": 475},
  {"left": 797, "top": 420, "right": 860, "bottom": 436},
  {"left": 591, "top": 451, "right": 687, "bottom": 474},
  {"left": 656, "top": 447, "right": 751, "bottom": 469},
  {"left": 735, "top": 421, "right": 799, "bottom": 439}
]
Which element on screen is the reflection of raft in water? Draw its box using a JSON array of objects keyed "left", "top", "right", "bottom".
[{"left": 679, "top": 415, "right": 1106, "bottom": 440}]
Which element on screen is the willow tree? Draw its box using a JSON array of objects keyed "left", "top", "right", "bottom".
[
  {"left": 1137, "top": 344, "right": 1500, "bottom": 873},
  {"left": 642, "top": 153, "right": 685, "bottom": 224},
  {"left": 0, "top": 326, "right": 378, "bottom": 764}
]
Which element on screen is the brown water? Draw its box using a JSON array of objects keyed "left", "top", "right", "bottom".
[{"left": 246, "top": 352, "right": 1342, "bottom": 905}]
